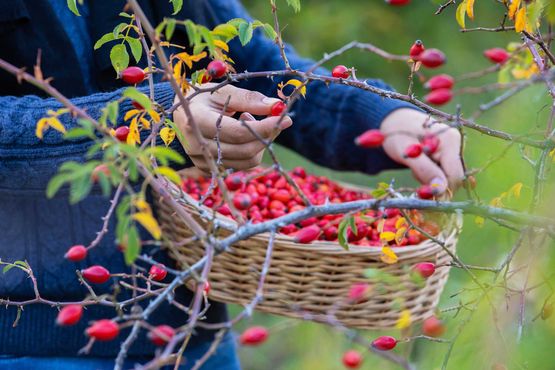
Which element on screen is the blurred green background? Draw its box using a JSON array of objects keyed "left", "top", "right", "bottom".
[{"left": 227, "top": 1, "right": 555, "bottom": 369}]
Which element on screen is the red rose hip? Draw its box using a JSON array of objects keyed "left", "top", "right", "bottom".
[
  {"left": 240, "top": 326, "right": 268, "bottom": 345},
  {"left": 419, "top": 49, "right": 446, "bottom": 68},
  {"left": 114, "top": 126, "right": 130, "bottom": 142},
  {"left": 386, "top": 0, "right": 411, "bottom": 6},
  {"left": 371, "top": 336, "right": 397, "bottom": 351},
  {"left": 86, "top": 319, "right": 119, "bottom": 341},
  {"left": 424, "top": 74, "right": 454, "bottom": 90},
  {"left": 121, "top": 66, "right": 145, "bottom": 84},
  {"left": 82, "top": 265, "right": 110, "bottom": 284},
  {"left": 233, "top": 193, "right": 252, "bottom": 210},
  {"left": 342, "top": 350, "right": 363, "bottom": 368},
  {"left": 332, "top": 65, "right": 350, "bottom": 79},
  {"left": 355, "top": 129, "right": 386, "bottom": 148},
  {"left": 294, "top": 225, "right": 321, "bottom": 244},
  {"left": 409, "top": 40, "right": 425, "bottom": 60},
  {"left": 403, "top": 143, "right": 423, "bottom": 159},
  {"left": 270, "top": 101, "right": 286, "bottom": 116},
  {"left": 484, "top": 48, "right": 510, "bottom": 64},
  {"left": 416, "top": 185, "right": 436, "bottom": 199},
  {"left": 414, "top": 262, "right": 436, "bottom": 278},
  {"left": 65, "top": 245, "right": 87, "bottom": 262},
  {"left": 421, "top": 134, "right": 440, "bottom": 154},
  {"left": 424, "top": 88, "right": 452, "bottom": 106},
  {"left": 149, "top": 264, "right": 168, "bottom": 281},
  {"left": 207, "top": 60, "right": 227, "bottom": 79},
  {"left": 422, "top": 315, "right": 445, "bottom": 337},
  {"left": 56, "top": 305, "right": 83, "bottom": 326},
  {"left": 148, "top": 325, "right": 175, "bottom": 346}
]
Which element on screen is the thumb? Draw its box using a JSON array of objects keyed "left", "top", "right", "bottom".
[{"left": 406, "top": 155, "right": 448, "bottom": 194}]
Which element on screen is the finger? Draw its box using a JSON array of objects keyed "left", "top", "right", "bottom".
[
  {"left": 185, "top": 137, "right": 267, "bottom": 160},
  {"left": 210, "top": 85, "right": 282, "bottom": 115},
  {"left": 435, "top": 130, "right": 465, "bottom": 190},
  {"left": 405, "top": 155, "right": 448, "bottom": 194},
  {"left": 189, "top": 150, "right": 265, "bottom": 171}
]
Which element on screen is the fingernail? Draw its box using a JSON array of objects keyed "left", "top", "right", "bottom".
[
  {"left": 262, "top": 97, "right": 281, "bottom": 105},
  {"left": 280, "top": 118, "right": 293, "bottom": 129},
  {"left": 240, "top": 112, "right": 256, "bottom": 121},
  {"left": 430, "top": 177, "right": 447, "bottom": 194}
]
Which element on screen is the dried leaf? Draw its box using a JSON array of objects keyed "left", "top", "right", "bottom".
[
  {"left": 127, "top": 117, "right": 141, "bottom": 145},
  {"left": 133, "top": 212, "right": 161, "bottom": 240},
  {"left": 466, "top": 0, "right": 475, "bottom": 20},
  {"left": 160, "top": 127, "right": 176, "bottom": 146},
  {"left": 395, "top": 227, "right": 407, "bottom": 245},
  {"left": 124, "top": 109, "right": 141, "bottom": 121},
  {"left": 380, "top": 246, "right": 398, "bottom": 264},
  {"left": 509, "top": 0, "right": 521, "bottom": 19},
  {"left": 35, "top": 118, "right": 49, "bottom": 139}
]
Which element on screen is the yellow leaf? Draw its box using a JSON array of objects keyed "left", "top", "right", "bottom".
[
  {"left": 283, "top": 79, "right": 307, "bottom": 98},
  {"left": 160, "top": 127, "right": 176, "bottom": 146},
  {"left": 396, "top": 309, "right": 412, "bottom": 329},
  {"left": 157, "top": 166, "right": 181, "bottom": 185},
  {"left": 214, "top": 39, "right": 229, "bottom": 52},
  {"left": 133, "top": 212, "right": 162, "bottom": 240},
  {"left": 395, "top": 217, "right": 407, "bottom": 229},
  {"left": 380, "top": 231, "right": 395, "bottom": 242},
  {"left": 490, "top": 196, "right": 504, "bottom": 207},
  {"left": 549, "top": 148, "right": 555, "bottom": 161},
  {"left": 395, "top": 227, "right": 407, "bottom": 245},
  {"left": 380, "top": 246, "right": 398, "bottom": 264},
  {"left": 173, "top": 60, "right": 183, "bottom": 83},
  {"left": 139, "top": 117, "right": 151, "bottom": 130},
  {"left": 466, "top": 0, "right": 475, "bottom": 20},
  {"left": 124, "top": 109, "right": 141, "bottom": 121},
  {"left": 127, "top": 116, "right": 141, "bottom": 145},
  {"left": 515, "top": 7, "right": 526, "bottom": 33},
  {"left": 148, "top": 109, "right": 161, "bottom": 123},
  {"left": 176, "top": 51, "right": 207, "bottom": 69},
  {"left": 48, "top": 117, "right": 66, "bottom": 135},
  {"left": 456, "top": 1, "right": 467, "bottom": 29},
  {"left": 35, "top": 118, "right": 49, "bottom": 139},
  {"left": 510, "top": 182, "right": 523, "bottom": 199},
  {"left": 508, "top": 0, "right": 521, "bottom": 19},
  {"left": 475, "top": 216, "right": 485, "bottom": 227},
  {"left": 133, "top": 199, "right": 150, "bottom": 212}
]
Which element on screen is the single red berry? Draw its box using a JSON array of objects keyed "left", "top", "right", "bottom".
[
  {"left": 148, "top": 325, "right": 176, "bottom": 346},
  {"left": 294, "top": 225, "right": 321, "bottom": 244},
  {"left": 416, "top": 185, "right": 436, "bottom": 199},
  {"left": 386, "top": 0, "right": 411, "bottom": 6},
  {"left": 403, "top": 143, "right": 423, "bottom": 159},
  {"left": 225, "top": 174, "right": 243, "bottom": 191},
  {"left": 414, "top": 262, "right": 436, "bottom": 278},
  {"left": 114, "top": 126, "right": 130, "bottom": 142},
  {"left": 424, "top": 88, "right": 452, "bottom": 106},
  {"left": 419, "top": 49, "right": 446, "bottom": 68},
  {"left": 332, "top": 65, "right": 350, "bottom": 79},
  {"left": 355, "top": 129, "right": 386, "bottom": 148},
  {"left": 91, "top": 164, "right": 110, "bottom": 183},
  {"left": 82, "top": 265, "right": 111, "bottom": 284},
  {"left": 233, "top": 193, "right": 252, "bottom": 210},
  {"left": 203, "top": 281, "right": 211, "bottom": 295},
  {"left": 270, "top": 101, "right": 287, "bottom": 116},
  {"left": 56, "top": 305, "right": 83, "bottom": 326},
  {"left": 484, "top": 48, "right": 510, "bottom": 64},
  {"left": 348, "top": 283, "right": 369, "bottom": 303},
  {"left": 342, "top": 350, "right": 363, "bottom": 369},
  {"left": 149, "top": 264, "right": 168, "bottom": 281},
  {"left": 207, "top": 60, "right": 227, "bottom": 79},
  {"left": 121, "top": 66, "right": 145, "bottom": 84},
  {"left": 324, "top": 226, "right": 338, "bottom": 241},
  {"left": 292, "top": 166, "right": 306, "bottom": 178},
  {"left": 409, "top": 40, "right": 425, "bottom": 60},
  {"left": 65, "top": 245, "right": 87, "bottom": 262},
  {"left": 422, "top": 315, "right": 445, "bottom": 337},
  {"left": 271, "top": 189, "right": 292, "bottom": 203},
  {"left": 240, "top": 326, "right": 269, "bottom": 346},
  {"left": 371, "top": 336, "right": 397, "bottom": 351},
  {"left": 424, "top": 74, "right": 454, "bottom": 90},
  {"left": 86, "top": 319, "right": 119, "bottom": 341},
  {"left": 421, "top": 134, "right": 440, "bottom": 154},
  {"left": 132, "top": 101, "right": 144, "bottom": 110}
]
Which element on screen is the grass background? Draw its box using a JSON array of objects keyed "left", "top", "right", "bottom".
[{"left": 224, "top": 1, "right": 555, "bottom": 368}]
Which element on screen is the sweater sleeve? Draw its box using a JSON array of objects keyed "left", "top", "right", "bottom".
[
  {"left": 0, "top": 82, "right": 176, "bottom": 191},
  {"left": 206, "top": 0, "right": 419, "bottom": 174}
]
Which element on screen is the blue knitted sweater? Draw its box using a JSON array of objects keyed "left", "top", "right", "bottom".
[{"left": 0, "top": 0, "right": 413, "bottom": 358}]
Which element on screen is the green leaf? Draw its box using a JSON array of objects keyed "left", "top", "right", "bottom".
[
  {"left": 199, "top": 26, "right": 216, "bottom": 56},
  {"left": 238, "top": 22, "right": 253, "bottom": 46},
  {"left": 212, "top": 24, "right": 238, "bottom": 39},
  {"left": 166, "top": 18, "right": 176, "bottom": 41},
  {"left": 46, "top": 173, "right": 69, "bottom": 198},
  {"left": 185, "top": 21, "right": 201, "bottom": 46},
  {"left": 110, "top": 44, "right": 129, "bottom": 73},
  {"left": 286, "top": 0, "right": 301, "bottom": 12},
  {"left": 69, "top": 174, "right": 93, "bottom": 204},
  {"left": 148, "top": 145, "right": 185, "bottom": 165},
  {"left": 2, "top": 264, "right": 15, "bottom": 274},
  {"left": 126, "top": 37, "right": 143, "bottom": 63},
  {"left": 119, "top": 12, "right": 133, "bottom": 18},
  {"left": 498, "top": 65, "right": 512, "bottom": 84},
  {"left": 156, "top": 166, "right": 182, "bottom": 185},
  {"left": 66, "top": 0, "right": 80, "bottom": 16},
  {"left": 170, "top": 0, "right": 183, "bottom": 15},
  {"left": 337, "top": 218, "right": 350, "bottom": 251},
  {"left": 262, "top": 23, "right": 277, "bottom": 39},
  {"left": 106, "top": 101, "right": 120, "bottom": 125},
  {"left": 124, "top": 225, "right": 141, "bottom": 265},
  {"left": 122, "top": 87, "right": 152, "bottom": 111},
  {"left": 113, "top": 22, "right": 128, "bottom": 37},
  {"left": 64, "top": 128, "right": 94, "bottom": 140},
  {"left": 94, "top": 33, "right": 119, "bottom": 50}
]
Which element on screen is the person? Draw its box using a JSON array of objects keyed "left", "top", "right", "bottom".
[{"left": 0, "top": 0, "right": 464, "bottom": 369}]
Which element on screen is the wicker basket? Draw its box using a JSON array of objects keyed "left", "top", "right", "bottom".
[{"left": 156, "top": 180, "right": 460, "bottom": 330}]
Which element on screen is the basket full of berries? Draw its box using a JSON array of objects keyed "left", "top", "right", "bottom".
[{"left": 155, "top": 167, "right": 460, "bottom": 330}]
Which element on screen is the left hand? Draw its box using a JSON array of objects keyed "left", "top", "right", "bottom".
[{"left": 380, "top": 108, "right": 465, "bottom": 194}]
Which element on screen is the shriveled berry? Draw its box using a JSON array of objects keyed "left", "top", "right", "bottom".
[
  {"left": 132, "top": 101, "right": 144, "bottom": 110},
  {"left": 403, "top": 143, "right": 423, "bottom": 158},
  {"left": 424, "top": 88, "right": 452, "bottom": 106},
  {"left": 121, "top": 66, "right": 145, "bottom": 84},
  {"left": 424, "top": 74, "right": 454, "bottom": 90},
  {"left": 86, "top": 319, "right": 119, "bottom": 341},
  {"left": 56, "top": 305, "right": 83, "bottom": 326},
  {"left": 240, "top": 326, "right": 268, "bottom": 345},
  {"left": 342, "top": 350, "right": 363, "bottom": 368},
  {"left": 148, "top": 325, "right": 175, "bottom": 346},
  {"left": 91, "top": 164, "right": 110, "bottom": 183},
  {"left": 294, "top": 225, "right": 321, "bottom": 244},
  {"left": 422, "top": 315, "right": 445, "bottom": 337},
  {"left": 484, "top": 48, "right": 510, "bottom": 64},
  {"left": 371, "top": 336, "right": 397, "bottom": 351},
  {"left": 414, "top": 262, "right": 436, "bottom": 278},
  {"left": 421, "top": 134, "right": 440, "bottom": 154},
  {"left": 149, "top": 264, "right": 168, "bottom": 281},
  {"left": 332, "top": 65, "right": 350, "bottom": 79},
  {"left": 409, "top": 40, "right": 425, "bottom": 60},
  {"left": 419, "top": 49, "right": 446, "bottom": 68},
  {"left": 386, "top": 0, "right": 411, "bottom": 6},
  {"left": 355, "top": 129, "right": 386, "bottom": 148},
  {"left": 270, "top": 101, "right": 286, "bottom": 116},
  {"left": 82, "top": 265, "right": 110, "bottom": 284},
  {"left": 114, "top": 126, "right": 130, "bottom": 142},
  {"left": 233, "top": 193, "right": 252, "bottom": 210},
  {"left": 65, "top": 245, "right": 87, "bottom": 262},
  {"left": 207, "top": 60, "right": 227, "bottom": 79},
  {"left": 348, "top": 283, "right": 369, "bottom": 303}
]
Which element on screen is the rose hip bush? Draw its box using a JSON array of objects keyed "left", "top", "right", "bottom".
[{"left": 1, "top": 0, "right": 554, "bottom": 369}]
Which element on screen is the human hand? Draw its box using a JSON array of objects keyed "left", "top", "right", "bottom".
[
  {"left": 173, "top": 84, "right": 292, "bottom": 172},
  {"left": 380, "top": 108, "right": 465, "bottom": 194}
]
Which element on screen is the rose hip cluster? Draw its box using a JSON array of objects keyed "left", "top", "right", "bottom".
[{"left": 181, "top": 167, "right": 438, "bottom": 246}]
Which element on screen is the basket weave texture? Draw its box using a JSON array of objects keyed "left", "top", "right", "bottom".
[{"left": 156, "top": 184, "right": 460, "bottom": 330}]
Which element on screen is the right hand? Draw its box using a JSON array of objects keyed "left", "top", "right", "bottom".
[{"left": 173, "top": 83, "right": 293, "bottom": 173}]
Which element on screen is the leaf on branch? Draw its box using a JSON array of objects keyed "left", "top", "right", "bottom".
[
  {"left": 132, "top": 205, "right": 161, "bottom": 240},
  {"left": 510, "top": 182, "right": 523, "bottom": 199},
  {"left": 170, "top": 0, "right": 183, "bottom": 15},
  {"left": 66, "top": 0, "right": 80, "bottom": 16},
  {"left": 127, "top": 117, "right": 141, "bottom": 146},
  {"left": 126, "top": 37, "right": 143, "bottom": 63},
  {"left": 35, "top": 117, "right": 66, "bottom": 139},
  {"left": 160, "top": 127, "right": 176, "bottom": 146},
  {"left": 238, "top": 22, "right": 254, "bottom": 46},
  {"left": 110, "top": 44, "right": 129, "bottom": 73},
  {"left": 278, "top": 79, "right": 307, "bottom": 99},
  {"left": 286, "top": 0, "right": 301, "bottom": 13},
  {"left": 456, "top": 1, "right": 467, "bottom": 29},
  {"left": 94, "top": 33, "right": 119, "bottom": 50},
  {"left": 123, "top": 87, "right": 152, "bottom": 111},
  {"left": 156, "top": 166, "right": 181, "bottom": 185},
  {"left": 395, "top": 227, "right": 407, "bottom": 246},
  {"left": 380, "top": 246, "right": 398, "bottom": 264},
  {"left": 380, "top": 231, "right": 395, "bottom": 242},
  {"left": 176, "top": 51, "right": 208, "bottom": 69},
  {"left": 509, "top": 0, "right": 521, "bottom": 20},
  {"left": 466, "top": 0, "right": 475, "bottom": 20},
  {"left": 515, "top": 7, "right": 527, "bottom": 33}
]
